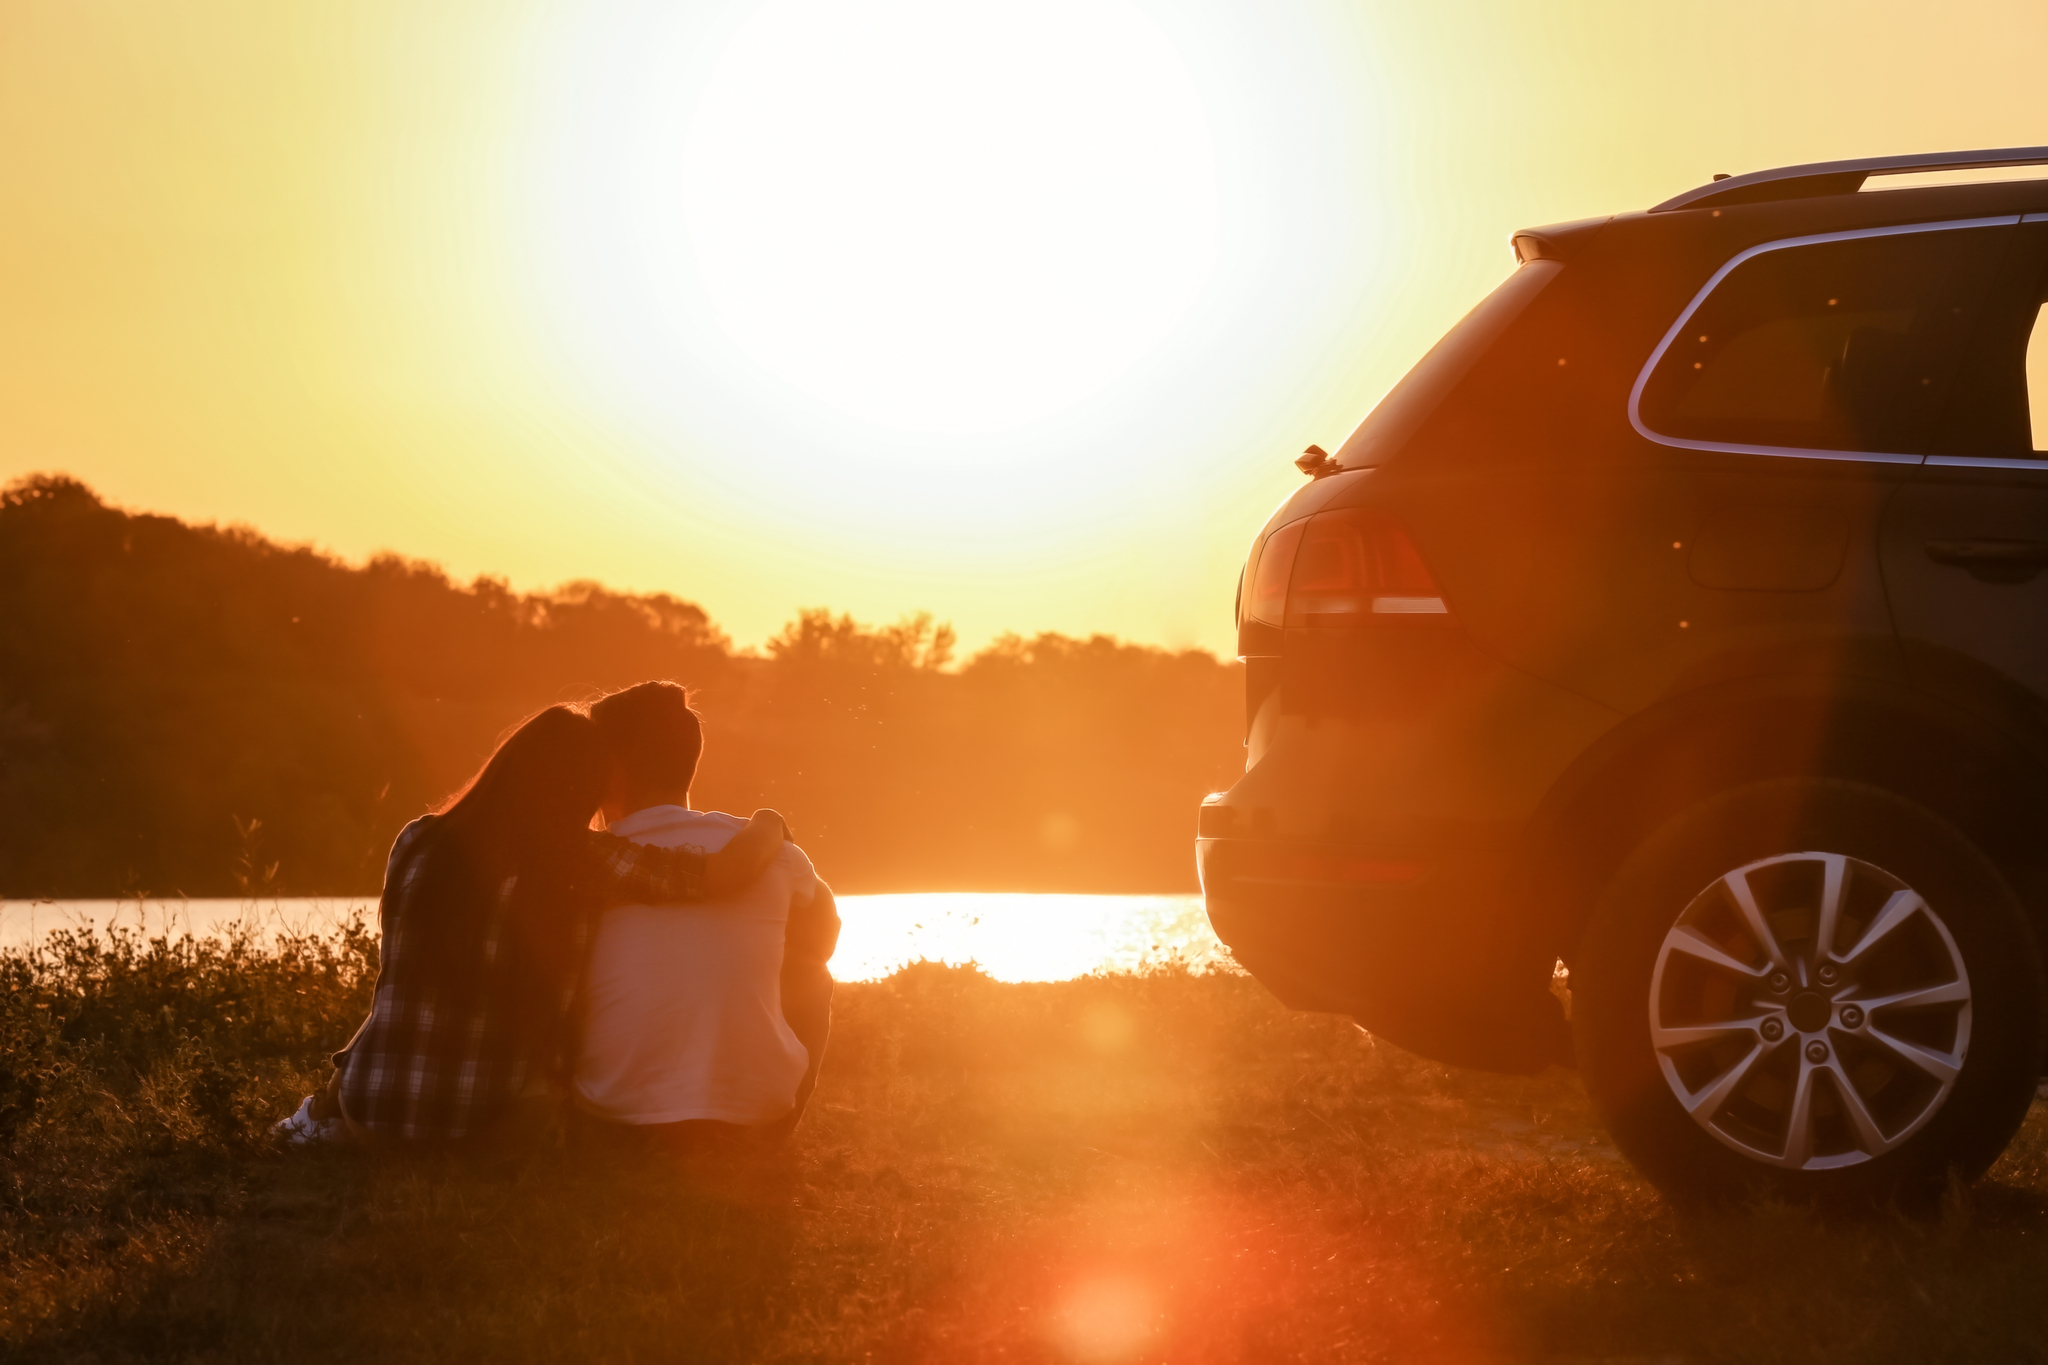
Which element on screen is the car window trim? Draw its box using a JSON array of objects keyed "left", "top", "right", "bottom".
[
  {"left": 1627, "top": 215, "right": 2024, "bottom": 466},
  {"left": 1926, "top": 454, "right": 2048, "bottom": 469}
]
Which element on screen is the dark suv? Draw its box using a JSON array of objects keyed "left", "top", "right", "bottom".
[{"left": 1197, "top": 148, "right": 2048, "bottom": 1203}]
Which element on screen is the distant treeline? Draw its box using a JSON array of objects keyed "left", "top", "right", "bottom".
[{"left": 0, "top": 475, "right": 1242, "bottom": 897}]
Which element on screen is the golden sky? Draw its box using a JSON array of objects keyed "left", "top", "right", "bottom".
[{"left": 3, "top": 0, "right": 2045, "bottom": 655}]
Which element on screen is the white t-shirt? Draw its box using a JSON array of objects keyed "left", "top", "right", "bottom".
[{"left": 574, "top": 806, "right": 818, "bottom": 1126}]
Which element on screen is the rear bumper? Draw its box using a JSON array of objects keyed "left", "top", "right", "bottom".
[
  {"left": 1198, "top": 639, "right": 1618, "bottom": 1072},
  {"left": 1198, "top": 836, "right": 1570, "bottom": 1073}
]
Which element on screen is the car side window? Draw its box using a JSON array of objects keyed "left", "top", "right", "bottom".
[
  {"left": 1636, "top": 225, "right": 2014, "bottom": 456},
  {"left": 1924, "top": 222, "right": 2048, "bottom": 460}
]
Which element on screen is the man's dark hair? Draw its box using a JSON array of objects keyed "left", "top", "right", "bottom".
[{"left": 590, "top": 681, "right": 703, "bottom": 794}]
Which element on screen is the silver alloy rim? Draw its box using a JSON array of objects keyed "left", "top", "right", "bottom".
[{"left": 1649, "top": 851, "right": 1972, "bottom": 1170}]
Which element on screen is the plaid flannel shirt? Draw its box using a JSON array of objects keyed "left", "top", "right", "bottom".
[{"left": 334, "top": 816, "right": 709, "bottom": 1142}]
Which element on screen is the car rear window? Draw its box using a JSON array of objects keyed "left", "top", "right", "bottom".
[
  {"left": 1634, "top": 223, "right": 2015, "bottom": 457},
  {"left": 1334, "top": 259, "right": 1564, "bottom": 469}
]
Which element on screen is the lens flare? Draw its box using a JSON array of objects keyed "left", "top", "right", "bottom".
[{"left": 1051, "top": 1273, "right": 1161, "bottom": 1363}]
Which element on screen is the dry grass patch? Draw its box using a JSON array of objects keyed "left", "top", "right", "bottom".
[{"left": 5, "top": 934, "right": 2048, "bottom": 1362}]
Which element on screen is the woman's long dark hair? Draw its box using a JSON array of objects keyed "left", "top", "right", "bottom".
[{"left": 396, "top": 705, "right": 609, "bottom": 1042}]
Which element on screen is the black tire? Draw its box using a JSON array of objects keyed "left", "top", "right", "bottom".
[{"left": 1573, "top": 777, "right": 2044, "bottom": 1207}]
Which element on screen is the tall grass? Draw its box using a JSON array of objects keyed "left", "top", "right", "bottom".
[{"left": 3, "top": 926, "right": 2046, "bottom": 1363}]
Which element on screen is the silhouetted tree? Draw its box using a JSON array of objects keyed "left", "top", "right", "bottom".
[{"left": 0, "top": 475, "right": 1241, "bottom": 896}]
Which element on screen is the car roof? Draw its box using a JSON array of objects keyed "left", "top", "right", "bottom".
[
  {"left": 1651, "top": 146, "right": 2048, "bottom": 213},
  {"left": 1511, "top": 147, "right": 2048, "bottom": 268}
]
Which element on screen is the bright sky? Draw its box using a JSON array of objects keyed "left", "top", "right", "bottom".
[{"left": 3, "top": 0, "right": 2045, "bottom": 655}]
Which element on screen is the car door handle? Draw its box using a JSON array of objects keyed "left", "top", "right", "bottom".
[{"left": 1924, "top": 538, "right": 2048, "bottom": 584}]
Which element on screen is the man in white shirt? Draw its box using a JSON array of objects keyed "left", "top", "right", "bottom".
[{"left": 576, "top": 682, "right": 839, "bottom": 1140}]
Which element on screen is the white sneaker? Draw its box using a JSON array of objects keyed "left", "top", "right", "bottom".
[{"left": 272, "top": 1094, "right": 348, "bottom": 1146}]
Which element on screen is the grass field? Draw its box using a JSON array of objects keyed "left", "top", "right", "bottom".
[{"left": 5, "top": 924, "right": 2048, "bottom": 1364}]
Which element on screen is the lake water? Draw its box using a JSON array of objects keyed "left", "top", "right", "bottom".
[{"left": 0, "top": 892, "right": 1232, "bottom": 983}]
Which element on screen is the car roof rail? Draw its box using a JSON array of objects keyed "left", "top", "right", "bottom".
[{"left": 1651, "top": 146, "right": 2048, "bottom": 213}]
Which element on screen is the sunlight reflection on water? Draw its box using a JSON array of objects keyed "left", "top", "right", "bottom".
[{"left": 0, "top": 893, "right": 1233, "bottom": 982}]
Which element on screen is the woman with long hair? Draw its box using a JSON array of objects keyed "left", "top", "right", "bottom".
[{"left": 275, "top": 704, "right": 786, "bottom": 1145}]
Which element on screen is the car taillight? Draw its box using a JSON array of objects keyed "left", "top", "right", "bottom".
[
  {"left": 1248, "top": 508, "right": 1450, "bottom": 629},
  {"left": 1245, "top": 519, "right": 1307, "bottom": 626}
]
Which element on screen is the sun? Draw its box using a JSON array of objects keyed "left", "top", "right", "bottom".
[
  {"left": 680, "top": 0, "right": 1219, "bottom": 434},
  {"left": 534, "top": 0, "right": 1220, "bottom": 445}
]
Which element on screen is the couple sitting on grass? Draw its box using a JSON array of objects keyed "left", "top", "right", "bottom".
[{"left": 274, "top": 680, "right": 840, "bottom": 1150}]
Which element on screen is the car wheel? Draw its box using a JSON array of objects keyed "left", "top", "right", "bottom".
[{"left": 1573, "top": 777, "right": 2044, "bottom": 1206}]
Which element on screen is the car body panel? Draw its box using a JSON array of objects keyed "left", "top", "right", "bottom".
[
  {"left": 1205, "top": 158, "right": 2048, "bottom": 1073},
  {"left": 1885, "top": 469, "right": 2048, "bottom": 703}
]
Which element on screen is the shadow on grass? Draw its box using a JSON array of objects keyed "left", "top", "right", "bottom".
[
  {"left": 19, "top": 1141, "right": 810, "bottom": 1364},
  {"left": 1490, "top": 1172, "right": 2048, "bottom": 1365}
]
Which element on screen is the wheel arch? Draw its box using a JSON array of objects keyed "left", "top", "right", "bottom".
[{"left": 1519, "top": 672, "right": 2048, "bottom": 966}]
